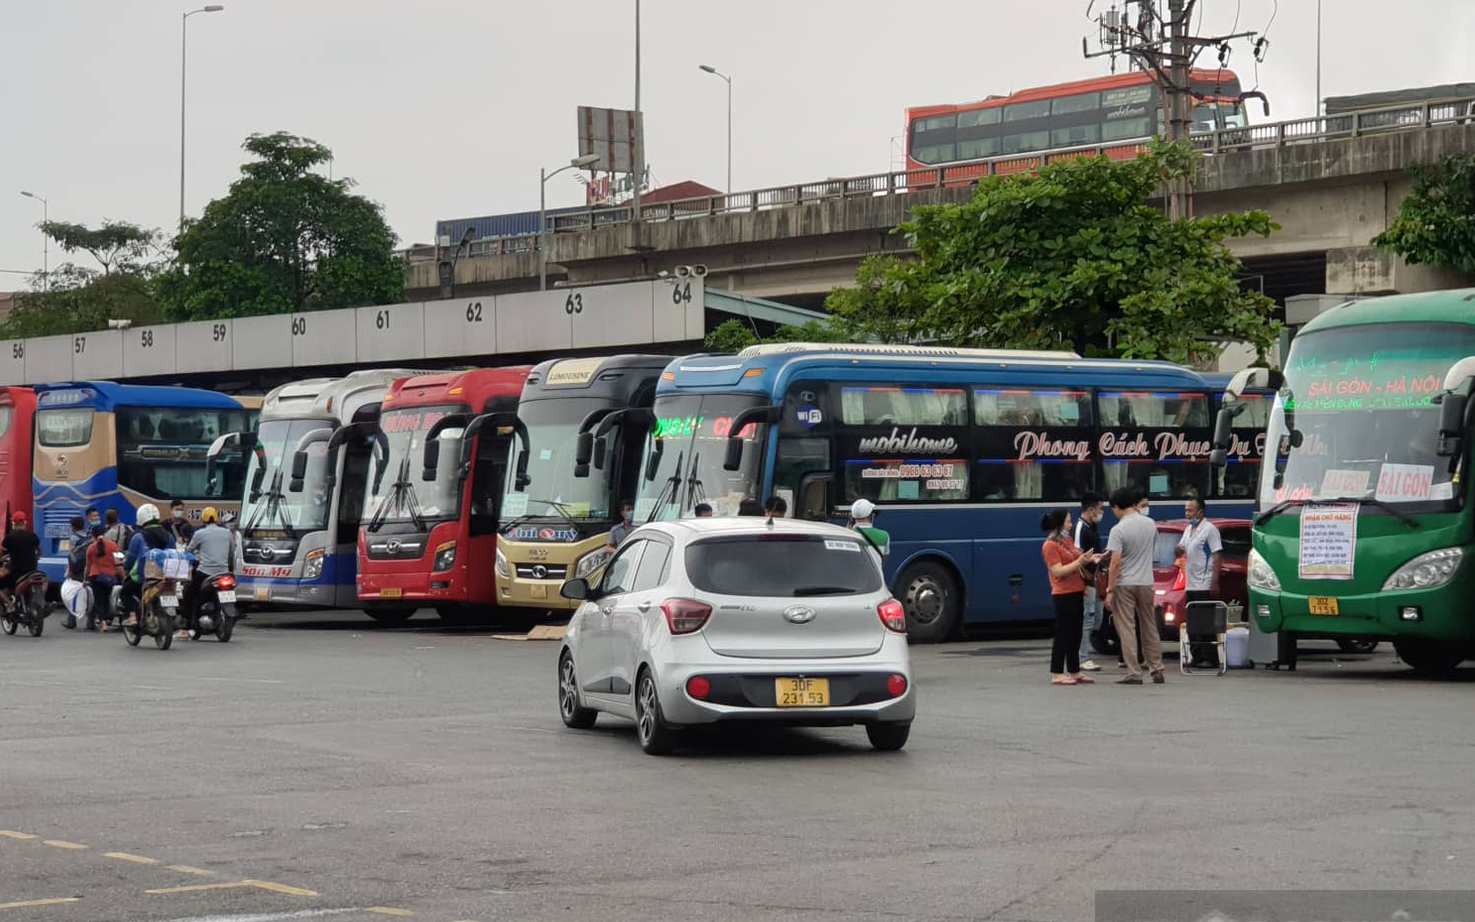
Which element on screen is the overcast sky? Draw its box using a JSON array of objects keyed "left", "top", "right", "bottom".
[{"left": 2, "top": 0, "right": 1472, "bottom": 283}]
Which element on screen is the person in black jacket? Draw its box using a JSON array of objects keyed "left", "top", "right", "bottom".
[
  {"left": 0, "top": 512, "right": 41, "bottom": 613},
  {"left": 1073, "top": 492, "right": 1106, "bottom": 671}
]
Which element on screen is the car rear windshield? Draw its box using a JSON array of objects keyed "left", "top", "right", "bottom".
[
  {"left": 1153, "top": 530, "right": 1182, "bottom": 569},
  {"left": 685, "top": 534, "right": 883, "bottom": 597}
]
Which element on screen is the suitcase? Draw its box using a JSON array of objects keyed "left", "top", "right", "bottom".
[{"left": 1248, "top": 617, "right": 1296, "bottom": 670}]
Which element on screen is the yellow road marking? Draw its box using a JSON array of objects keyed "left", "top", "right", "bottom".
[
  {"left": 0, "top": 898, "right": 81, "bottom": 910},
  {"left": 0, "top": 831, "right": 36, "bottom": 840},
  {"left": 167, "top": 864, "right": 216, "bottom": 875},
  {"left": 242, "top": 880, "right": 319, "bottom": 897},
  {"left": 42, "top": 840, "right": 87, "bottom": 850},
  {"left": 364, "top": 909, "right": 416, "bottom": 917},
  {"left": 147, "top": 879, "right": 319, "bottom": 897},
  {"left": 105, "top": 851, "right": 158, "bottom": 864}
]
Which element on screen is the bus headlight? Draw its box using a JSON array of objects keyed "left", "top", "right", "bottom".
[
  {"left": 573, "top": 547, "right": 611, "bottom": 580},
  {"left": 303, "top": 549, "right": 326, "bottom": 580},
  {"left": 432, "top": 540, "right": 457, "bottom": 572},
  {"left": 1383, "top": 547, "right": 1463, "bottom": 591},
  {"left": 495, "top": 547, "right": 510, "bottom": 579},
  {"left": 1247, "top": 548, "right": 1281, "bottom": 592}
]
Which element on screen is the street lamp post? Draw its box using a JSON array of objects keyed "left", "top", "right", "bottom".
[
  {"left": 180, "top": 5, "right": 225, "bottom": 234},
  {"left": 18, "top": 191, "right": 47, "bottom": 292},
  {"left": 699, "top": 65, "right": 733, "bottom": 195},
  {"left": 540, "top": 155, "right": 601, "bottom": 291}
]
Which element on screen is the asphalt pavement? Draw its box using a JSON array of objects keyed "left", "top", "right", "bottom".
[{"left": 2, "top": 610, "right": 1474, "bottom": 922}]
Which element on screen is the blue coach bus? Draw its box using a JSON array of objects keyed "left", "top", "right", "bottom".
[
  {"left": 32, "top": 382, "right": 252, "bottom": 582},
  {"left": 635, "top": 344, "right": 1261, "bottom": 640}
]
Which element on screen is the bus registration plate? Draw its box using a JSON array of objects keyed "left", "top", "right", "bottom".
[
  {"left": 775, "top": 677, "right": 829, "bottom": 707},
  {"left": 1308, "top": 596, "right": 1339, "bottom": 616},
  {"left": 379, "top": 588, "right": 403, "bottom": 599}
]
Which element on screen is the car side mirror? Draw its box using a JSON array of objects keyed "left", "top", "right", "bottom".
[{"left": 560, "top": 577, "right": 590, "bottom": 601}]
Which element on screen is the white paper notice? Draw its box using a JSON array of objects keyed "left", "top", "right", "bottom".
[
  {"left": 501, "top": 492, "right": 529, "bottom": 518},
  {"left": 1375, "top": 463, "right": 1435, "bottom": 503},
  {"left": 1319, "top": 469, "right": 1370, "bottom": 497},
  {"left": 1298, "top": 503, "right": 1358, "bottom": 580}
]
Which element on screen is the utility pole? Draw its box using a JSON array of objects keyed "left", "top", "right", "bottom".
[{"left": 1083, "top": 0, "right": 1267, "bottom": 220}]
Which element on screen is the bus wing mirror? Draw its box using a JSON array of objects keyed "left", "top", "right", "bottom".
[
  {"left": 592, "top": 438, "right": 608, "bottom": 471},
  {"left": 249, "top": 464, "right": 266, "bottom": 501},
  {"left": 722, "top": 405, "right": 779, "bottom": 472},
  {"left": 422, "top": 439, "right": 441, "bottom": 481},
  {"left": 287, "top": 451, "right": 310, "bottom": 493},
  {"left": 645, "top": 438, "right": 664, "bottom": 481},
  {"left": 1208, "top": 405, "right": 1243, "bottom": 467},
  {"left": 574, "top": 431, "right": 594, "bottom": 478},
  {"left": 205, "top": 432, "right": 241, "bottom": 494},
  {"left": 723, "top": 437, "right": 745, "bottom": 472},
  {"left": 1224, "top": 367, "right": 1282, "bottom": 399},
  {"left": 1437, "top": 393, "right": 1467, "bottom": 458},
  {"left": 515, "top": 449, "right": 531, "bottom": 491}
]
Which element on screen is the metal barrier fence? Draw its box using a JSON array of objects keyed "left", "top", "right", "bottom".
[{"left": 402, "top": 96, "right": 1475, "bottom": 265}]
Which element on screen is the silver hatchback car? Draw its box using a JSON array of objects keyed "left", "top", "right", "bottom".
[{"left": 557, "top": 517, "right": 915, "bottom": 755}]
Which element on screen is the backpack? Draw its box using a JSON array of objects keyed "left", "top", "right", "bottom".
[{"left": 67, "top": 536, "right": 93, "bottom": 580}]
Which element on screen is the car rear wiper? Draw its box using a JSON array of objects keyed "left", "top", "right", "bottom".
[{"left": 792, "top": 586, "right": 856, "bottom": 597}]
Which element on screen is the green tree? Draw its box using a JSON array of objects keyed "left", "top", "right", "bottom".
[
  {"left": 1, "top": 221, "right": 167, "bottom": 338},
  {"left": 703, "top": 318, "right": 850, "bottom": 352},
  {"left": 822, "top": 141, "right": 1280, "bottom": 364},
  {"left": 1374, "top": 154, "right": 1475, "bottom": 274},
  {"left": 161, "top": 132, "right": 403, "bottom": 320}
]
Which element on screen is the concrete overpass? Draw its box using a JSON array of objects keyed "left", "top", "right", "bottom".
[{"left": 405, "top": 101, "right": 1475, "bottom": 310}]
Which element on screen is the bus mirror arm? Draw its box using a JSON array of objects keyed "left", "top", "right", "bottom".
[
  {"left": 722, "top": 405, "right": 779, "bottom": 472},
  {"left": 287, "top": 427, "right": 336, "bottom": 493},
  {"left": 321, "top": 422, "right": 373, "bottom": 492},
  {"left": 205, "top": 431, "right": 242, "bottom": 494},
  {"left": 573, "top": 409, "right": 615, "bottom": 477},
  {"left": 587, "top": 408, "right": 654, "bottom": 474},
  {"left": 1225, "top": 367, "right": 1282, "bottom": 400},
  {"left": 455, "top": 412, "right": 529, "bottom": 488},
  {"left": 1208, "top": 404, "right": 1244, "bottom": 467}
]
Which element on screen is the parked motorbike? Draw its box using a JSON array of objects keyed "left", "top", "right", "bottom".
[
  {"left": 123, "top": 576, "right": 182, "bottom": 651},
  {"left": 188, "top": 572, "right": 238, "bottom": 643},
  {"left": 0, "top": 562, "right": 49, "bottom": 638}
]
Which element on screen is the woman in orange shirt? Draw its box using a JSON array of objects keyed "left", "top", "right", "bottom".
[
  {"left": 1041, "top": 509, "right": 1100, "bottom": 686},
  {"left": 85, "top": 523, "right": 120, "bottom": 632}
]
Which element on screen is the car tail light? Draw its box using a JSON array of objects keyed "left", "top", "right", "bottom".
[
  {"left": 887, "top": 674, "right": 907, "bottom": 696},
  {"left": 1164, "top": 605, "right": 1176, "bottom": 623},
  {"left": 686, "top": 676, "right": 711, "bottom": 699},
  {"left": 216, "top": 575, "right": 236, "bottom": 590},
  {"left": 661, "top": 598, "right": 711, "bottom": 634},
  {"left": 878, "top": 598, "right": 907, "bottom": 633},
  {"left": 1171, "top": 567, "right": 1186, "bottom": 592}
]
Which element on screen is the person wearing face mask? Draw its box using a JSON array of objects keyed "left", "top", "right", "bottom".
[
  {"left": 85, "top": 507, "right": 102, "bottom": 531},
  {"left": 606, "top": 500, "right": 636, "bottom": 554},
  {"left": 1177, "top": 495, "right": 1223, "bottom": 668},
  {"left": 165, "top": 500, "right": 188, "bottom": 541}
]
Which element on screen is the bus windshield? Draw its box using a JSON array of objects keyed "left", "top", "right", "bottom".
[
  {"left": 502, "top": 398, "right": 617, "bottom": 523},
  {"left": 1264, "top": 323, "right": 1475, "bottom": 509},
  {"left": 365, "top": 404, "right": 466, "bottom": 527},
  {"left": 117, "top": 407, "right": 250, "bottom": 500},
  {"left": 242, "top": 418, "right": 334, "bottom": 535},
  {"left": 638, "top": 393, "right": 765, "bottom": 521}
]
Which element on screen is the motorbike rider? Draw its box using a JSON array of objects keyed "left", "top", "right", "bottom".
[
  {"left": 0, "top": 511, "right": 41, "bottom": 613},
  {"left": 121, "top": 504, "right": 177, "bottom": 628},
  {"left": 184, "top": 506, "right": 235, "bottom": 624}
]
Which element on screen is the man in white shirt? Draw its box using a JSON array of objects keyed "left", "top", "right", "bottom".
[{"left": 1177, "top": 496, "right": 1223, "bottom": 667}]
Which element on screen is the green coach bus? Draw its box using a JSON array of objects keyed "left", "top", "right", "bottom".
[{"left": 1212, "top": 288, "right": 1475, "bottom": 674}]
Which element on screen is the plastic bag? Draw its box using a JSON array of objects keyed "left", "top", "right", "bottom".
[{"left": 60, "top": 578, "right": 93, "bottom": 619}]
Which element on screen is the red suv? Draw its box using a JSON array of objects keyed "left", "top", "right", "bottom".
[{"left": 1151, "top": 518, "right": 1251, "bottom": 642}]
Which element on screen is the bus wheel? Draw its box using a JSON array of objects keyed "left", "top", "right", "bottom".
[
  {"left": 897, "top": 560, "right": 959, "bottom": 644},
  {"left": 364, "top": 604, "right": 415, "bottom": 625},
  {"left": 1394, "top": 640, "right": 1466, "bottom": 676}
]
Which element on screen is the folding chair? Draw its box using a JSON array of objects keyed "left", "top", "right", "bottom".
[{"left": 1180, "top": 600, "right": 1228, "bottom": 676}]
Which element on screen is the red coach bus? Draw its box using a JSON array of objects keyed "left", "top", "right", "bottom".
[
  {"left": 904, "top": 68, "right": 1246, "bottom": 177},
  {"left": 352, "top": 367, "right": 530, "bottom": 623},
  {"left": 0, "top": 387, "right": 35, "bottom": 527}
]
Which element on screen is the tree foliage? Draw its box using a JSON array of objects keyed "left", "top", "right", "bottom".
[
  {"left": 161, "top": 132, "right": 403, "bottom": 320},
  {"left": 732, "top": 142, "right": 1278, "bottom": 365},
  {"left": 703, "top": 318, "right": 850, "bottom": 352},
  {"left": 1, "top": 222, "right": 167, "bottom": 338},
  {"left": 1373, "top": 154, "right": 1475, "bottom": 274}
]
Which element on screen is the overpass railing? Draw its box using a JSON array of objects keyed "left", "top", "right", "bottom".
[{"left": 401, "top": 96, "right": 1475, "bottom": 265}]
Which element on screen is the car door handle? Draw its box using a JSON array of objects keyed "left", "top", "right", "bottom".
[{"left": 637, "top": 601, "right": 651, "bottom": 613}]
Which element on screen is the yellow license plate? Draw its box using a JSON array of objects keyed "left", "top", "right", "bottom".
[
  {"left": 1309, "top": 596, "right": 1339, "bottom": 616},
  {"left": 775, "top": 677, "right": 829, "bottom": 707},
  {"left": 530, "top": 584, "right": 547, "bottom": 600},
  {"left": 253, "top": 586, "right": 270, "bottom": 602},
  {"left": 379, "top": 587, "right": 403, "bottom": 599}
]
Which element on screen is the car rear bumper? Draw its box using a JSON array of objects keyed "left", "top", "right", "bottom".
[{"left": 651, "top": 647, "right": 915, "bottom": 727}]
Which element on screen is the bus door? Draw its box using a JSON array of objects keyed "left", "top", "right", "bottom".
[
  {"left": 333, "top": 437, "right": 374, "bottom": 606},
  {"left": 773, "top": 383, "right": 836, "bottom": 522},
  {"left": 465, "top": 426, "right": 513, "bottom": 602}
]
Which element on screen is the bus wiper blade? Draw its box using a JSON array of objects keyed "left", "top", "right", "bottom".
[
  {"left": 533, "top": 498, "right": 581, "bottom": 528},
  {"left": 1255, "top": 495, "right": 1420, "bottom": 528},
  {"left": 1348, "top": 496, "right": 1419, "bottom": 528}
]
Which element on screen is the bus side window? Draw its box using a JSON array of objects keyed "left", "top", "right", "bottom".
[{"left": 337, "top": 444, "right": 372, "bottom": 545}]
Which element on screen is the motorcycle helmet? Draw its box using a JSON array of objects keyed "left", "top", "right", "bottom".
[
  {"left": 201, "top": 506, "right": 219, "bottom": 524},
  {"left": 136, "top": 503, "right": 161, "bottom": 526}
]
